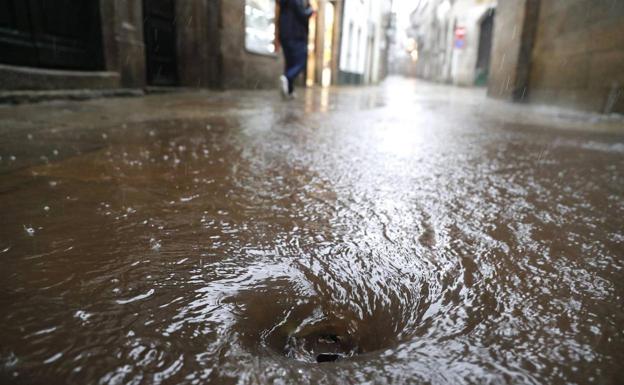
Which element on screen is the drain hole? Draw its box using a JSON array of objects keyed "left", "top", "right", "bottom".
[
  {"left": 243, "top": 302, "right": 399, "bottom": 364},
  {"left": 283, "top": 330, "right": 359, "bottom": 363},
  {"left": 319, "top": 334, "right": 339, "bottom": 344},
  {"left": 316, "top": 353, "right": 343, "bottom": 363}
]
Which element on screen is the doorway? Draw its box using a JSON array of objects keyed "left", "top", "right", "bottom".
[
  {"left": 306, "top": 1, "right": 335, "bottom": 87},
  {"left": 143, "top": 0, "right": 178, "bottom": 86},
  {"left": 0, "top": 0, "right": 103, "bottom": 70},
  {"left": 475, "top": 8, "right": 495, "bottom": 86}
]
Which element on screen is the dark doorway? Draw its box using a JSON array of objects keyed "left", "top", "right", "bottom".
[
  {"left": 475, "top": 8, "right": 495, "bottom": 86},
  {"left": 0, "top": 0, "right": 103, "bottom": 70},
  {"left": 143, "top": 0, "right": 178, "bottom": 86}
]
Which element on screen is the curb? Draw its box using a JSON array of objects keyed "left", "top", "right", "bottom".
[{"left": 0, "top": 89, "right": 145, "bottom": 105}]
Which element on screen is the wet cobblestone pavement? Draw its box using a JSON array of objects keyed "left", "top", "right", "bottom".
[{"left": 1, "top": 78, "right": 623, "bottom": 384}]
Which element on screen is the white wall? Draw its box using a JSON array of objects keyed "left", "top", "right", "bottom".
[
  {"left": 367, "top": 0, "right": 385, "bottom": 83},
  {"left": 449, "top": 0, "right": 496, "bottom": 85},
  {"left": 339, "top": 0, "right": 386, "bottom": 82},
  {"left": 340, "top": 0, "right": 365, "bottom": 74}
]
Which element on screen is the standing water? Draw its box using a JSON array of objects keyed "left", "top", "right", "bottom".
[{"left": 1, "top": 79, "right": 623, "bottom": 384}]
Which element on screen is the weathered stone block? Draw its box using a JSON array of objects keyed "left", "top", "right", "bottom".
[
  {"left": 530, "top": 54, "right": 590, "bottom": 89},
  {"left": 100, "top": 0, "right": 145, "bottom": 88},
  {"left": 496, "top": 0, "right": 624, "bottom": 112},
  {"left": 588, "top": 50, "right": 624, "bottom": 88},
  {"left": 589, "top": 19, "right": 624, "bottom": 53},
  {"left": 539, "top": 0, "right": 586, "bottom": 20},
  {"left": 488, "top": 0, "right": 540, "bottom": 100},
  {"left": 588, "top": 0, "right": 624, "bottom": 23}
]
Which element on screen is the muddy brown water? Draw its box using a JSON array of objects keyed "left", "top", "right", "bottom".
[{"left": 1, "top": 82, "right": 624, "bottom": 384}]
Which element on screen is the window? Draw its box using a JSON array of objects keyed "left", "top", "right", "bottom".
[{"left": 245, "top": 0, "right": 276, "bottom": 55}]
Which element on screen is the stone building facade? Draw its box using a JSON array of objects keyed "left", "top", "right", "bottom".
[
  {"left": 406, "top": 0, "right": 497, "bottom": 86},
  {"left": 304, "top": 0, "right": 344, "bottom": 87},
  {"left": 408, "top": 0, "right": 496, "bottom": 86},
  {"left": 337, "top": 0, "right": 390, "bottom": 85},
  {"left": 488, "top": 0, "right": 624, "bottom": 113},
  {"left": 0, "top": 0, "right": 282, "bottom": 91},
  {"left": 305, "top": 0, "right": 392, "bottom": 87}
]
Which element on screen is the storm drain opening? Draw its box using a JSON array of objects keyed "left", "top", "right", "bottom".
[
  {"left": 254, "top": 303, "right": 399, "bottom": 364},
  {"left": 283, "top": 330, "right": 360, "bottom": 364},
  {"left": 316, "top": 352, "right": 343, "bottom": 363}
]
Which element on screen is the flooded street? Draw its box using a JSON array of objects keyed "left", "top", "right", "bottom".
[{"left": 1, "top": 78, "right": 623, "bottom": 385}]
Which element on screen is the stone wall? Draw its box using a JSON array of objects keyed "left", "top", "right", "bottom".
[
  {"left": 528, "top": 0, "right": 624, "bottom": 113},
  {"left": 489, "top": 0, "right": 624, "bottom": 113},
  {"left": 219, "top": 0, "right": 282, "bottom": 89},
  {"left": 487, "top": 0, "right": 539, "bottom": 100},
  {"left": 100, "top": 0, "right": 146, "bottom": 88},
  {"left": 177, "top": 0, "right": 283, "bottom": 90}
]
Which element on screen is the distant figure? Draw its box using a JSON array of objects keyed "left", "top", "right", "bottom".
[{"left": 276, "top": 0, "right": 314, "bottom": 99}]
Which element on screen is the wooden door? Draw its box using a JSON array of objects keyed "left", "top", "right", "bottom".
[
  {"left": 0, "top": 0, "right": 103, "bottom": 70},
  {"left": 143, "top": 0, "right": 178, "bottom": 86},
  {"left": 475, "top": 9, "right": 495, "bottom": 86}
]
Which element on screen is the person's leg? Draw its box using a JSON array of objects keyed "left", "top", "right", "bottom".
[
  {"left": 280, "top": 39, "right": 294, "bottom": 97},
  {"left": 282, "top": 39, "right": 294, "bottom": 76},
  {"left": 282, "top": 39, "right": 298, "bottom": 94},
  {"left": 284, "top": 39, "right": 308, "bottom": 94}
]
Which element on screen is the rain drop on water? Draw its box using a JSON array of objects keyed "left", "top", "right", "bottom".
[
  {"left": 150, "top": 238, "right": 161, "bottom": 251},
  {"left": 24, "top": 226, "right": 35, "bottom": 236},
  {"left": 74, "top": 310, "right": 91, "bottom": 323}
]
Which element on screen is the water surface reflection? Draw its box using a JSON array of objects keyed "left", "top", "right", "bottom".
[{"left": 1, "top": 81, "right": 623, "bottom": 385}]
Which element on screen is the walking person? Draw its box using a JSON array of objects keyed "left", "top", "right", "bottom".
[{"left": 276, "top": 0, "right": 314, "bottom": 99}]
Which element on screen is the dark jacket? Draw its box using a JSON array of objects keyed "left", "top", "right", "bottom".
[{"left": 279, "top": 0, "right": 313, "bottom": 42}]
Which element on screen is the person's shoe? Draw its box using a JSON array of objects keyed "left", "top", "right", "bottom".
[{"left": 279, "top": 75, "right": 289, "bottom": 99}]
